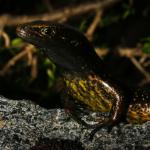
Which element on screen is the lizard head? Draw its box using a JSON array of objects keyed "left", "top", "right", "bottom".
[{"left": 17, "top": 21, "right": 103, "bottom": 74}]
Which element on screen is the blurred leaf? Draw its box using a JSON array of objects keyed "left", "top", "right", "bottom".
[
  {"left": 142, "top": 37, "right": 150, "bottom": 42},
  {"left": 122, "top": 4, "right": 135, "bottom": 19},
  {"left": 47, "top": 69, "right": 55, "bottom": 88},
  {"left": 79, "top": 20, "right": 87, "bottom": 31},
  {"left": 43, "top": 58, "right": 56, "bottom": 70},
  {"left": 123, "top": 5, "right": 135, "bottom": 19},
  {"left": 43, "top": 58, "right": 56, "bottom": 87},
  {"left": 142, "top": 37, "right": 150, "bottom": 54},
  {"left": 11, "top": 38, "right": 23, "bottom": 47},
  {"left": 43, "top": 58, "right": 52, "bottom": 66},
  {"left": 142, "top": 43, "right": 150, "bottom": 54}
]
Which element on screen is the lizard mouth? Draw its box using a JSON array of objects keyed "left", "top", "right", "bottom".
[
  {"left": 16, "top": 25, "right": 40, "bottom": 44},
  {"left": 16, "top": 26, "right": 27, "bottom": 39},
  {"left": 16, "top": 25, "right": 34, "bottom": 42}
]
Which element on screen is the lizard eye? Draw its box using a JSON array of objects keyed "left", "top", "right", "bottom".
[{"left": 41, "top": 28, "right": 48, "bottom": 35}]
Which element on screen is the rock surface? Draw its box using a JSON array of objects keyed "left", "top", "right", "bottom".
[{"left": 0, "top": 96, "right": 150, "bottom": 150}]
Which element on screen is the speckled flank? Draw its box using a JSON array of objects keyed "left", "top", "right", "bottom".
[
  {"left": 64, "top": 74, "right": 119, "bottom": 113},
  {"left": 65, "top": 73, "right": 150, "bottom": 124},
  {"left": 127, "top": 90, "right": 150, "bottom": 123},
  {"left": 127, "top": 103, "right": 150, "bottom": 123}
]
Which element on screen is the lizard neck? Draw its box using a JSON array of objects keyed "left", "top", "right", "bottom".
[{"left": 63, "top": 72, "right": 121, "bottom": 113}]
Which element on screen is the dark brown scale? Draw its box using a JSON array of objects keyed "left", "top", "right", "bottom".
[{"left": 16, "top": 21, "right": 150, "bottom": 132}]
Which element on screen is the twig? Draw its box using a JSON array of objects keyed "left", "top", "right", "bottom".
[
  {"left": 118, "top": 47, "right": 150, "bottom": 58},
  {"left": 95, "top": 47, "right": 150, "bottom": 59},
  {"left": 129, "top": 56, "right": 150, "bottom": 83},
  {"left": 118, "top": 47, "right": 150, "bottom": 84},
  {"left": 143, "top": 60, "right": 150, "bottom": 67},
  {"left": 86, "top": 10, "right": 102, "bottom": 41},
  {"left": 95, "top": 47, "right": 140, "bottom": 57},
  {"left": 0, "top": 30, "right": 10, "bottom": 47},
  {"left": 0, "top": 0, "right": 119, "bottom": 26},
  {"left": 139, "top": 55, "right": 147, "bottom": 64},
  {"left": 95, "top": 47, "right": 109, "bottom": 57},
  {"left": 0, "top": 44, "right": 35, "bottom": 76},
  {"left": 31, "top": 56, "right": 38, "bottom": 80},
  {"left": 27, "top": 47, "right": 33, "bottom": 66},
  {"left": 139, "top": 78, "right": 150, "bottom": 86},
  {"left": 95, "top": 47, "right": 150, "bottom": 85}
]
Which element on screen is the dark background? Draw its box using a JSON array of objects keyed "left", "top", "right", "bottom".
[{"left": 0, "top": 0, "right": 150, "bottom": 108}]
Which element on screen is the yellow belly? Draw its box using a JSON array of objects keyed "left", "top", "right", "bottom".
[{"left": 64, "top": 74, "right": 120, "bottom": 113}]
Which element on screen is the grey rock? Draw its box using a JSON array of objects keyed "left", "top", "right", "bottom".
[{"left": 0, "top": 96, "right": 150, "bottom": 150}]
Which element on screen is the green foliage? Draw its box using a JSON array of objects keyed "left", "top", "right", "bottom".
[
  {"left": 43, "top": 58, "right": 56, "bottom": 88},
  {"left": 79, "top": 20, "right": 87, "bottom": 32},
  {"left": 142, "top": 37, "right": 150, "bottom": 54},
  {"left": 122, "top": 3, "right": 135, "bottom": 19},
  {"left": 11, "top": 38, "right": 23, "bottom": 47}
]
